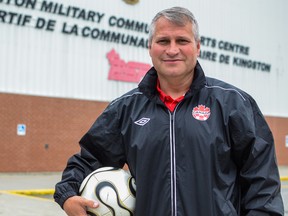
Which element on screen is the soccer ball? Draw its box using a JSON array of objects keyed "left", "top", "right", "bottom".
[{"left": 79, "top": 167, "right": 136, "bottom": 216}]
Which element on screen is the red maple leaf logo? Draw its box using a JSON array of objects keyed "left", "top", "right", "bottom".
[{"left": 192, "top": 105, "right": 211, "bottom": 121}]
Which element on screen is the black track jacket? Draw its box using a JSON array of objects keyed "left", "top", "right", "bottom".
[{"left": 54, "top": 61, "right": 284, "bottom": 216}]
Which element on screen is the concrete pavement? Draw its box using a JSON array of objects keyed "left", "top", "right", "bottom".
[{"left": 0, "top": 172, "right": 65, "bottom": 216}]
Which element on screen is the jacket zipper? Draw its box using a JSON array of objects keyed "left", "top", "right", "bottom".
[{"left": 169, "top": 103, "right": 181, "bottom": 216}]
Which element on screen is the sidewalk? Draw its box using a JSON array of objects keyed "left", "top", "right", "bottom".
[{"left": 0, "top": 172, "right": 66, "bottom": 216}]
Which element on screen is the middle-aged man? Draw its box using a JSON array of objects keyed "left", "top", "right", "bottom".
[{"left": 54, "top": 6, "right": 284, "bottom": 216}]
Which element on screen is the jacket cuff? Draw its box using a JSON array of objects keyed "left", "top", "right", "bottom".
[
  {"left": 54, "top": 191, "right": 78, "bottom": 209},
  {"left": 54, "top": 182, "right": 80, "bottom": 209}
]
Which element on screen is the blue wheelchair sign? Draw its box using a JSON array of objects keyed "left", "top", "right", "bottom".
[{"left": 17, "top": 124, "right": 26, "bottom": 136}]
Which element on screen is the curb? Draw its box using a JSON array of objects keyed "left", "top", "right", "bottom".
[
  {"left": 8, "top": 189, "right": 55, "bottom": 195},
  {"left": 0, "top": 189, "right": 55, "bottom": 202}
]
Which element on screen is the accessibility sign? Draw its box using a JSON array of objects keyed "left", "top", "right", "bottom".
[{"left": 17, "top": 124, "right": 26, "bottom": 136}]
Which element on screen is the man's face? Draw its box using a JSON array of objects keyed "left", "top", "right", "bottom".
[{"left": 149, "top": 17, "right": 200, "bottom": 80}]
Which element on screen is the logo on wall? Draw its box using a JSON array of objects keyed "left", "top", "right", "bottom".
[
  {"left": 107, "top": 49, "right": 151, "bottom": 83},
  {"left": 192, "top": 105, "right": 211, "bottom": 121},
  {"left": 123, "top": 0, "right": 139, "bottom": 5}
]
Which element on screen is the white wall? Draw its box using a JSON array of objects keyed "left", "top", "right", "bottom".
[{"left": 0, "top": 0, "right": 287, "bottom": 117}]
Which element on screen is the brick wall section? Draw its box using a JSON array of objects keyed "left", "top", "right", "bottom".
[
  {"left": 0, "top": 93, "right": 108, "bottom": 172},
  {"left": 0, "top": 93, "right": 287, "bottom": 172},
  {"left": 265, "top": 116, "right": 288, "bottom": 165}
]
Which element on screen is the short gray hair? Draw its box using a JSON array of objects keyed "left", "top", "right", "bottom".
[{"left": 148, "top": 7, "right": 200, "bottom": 45}]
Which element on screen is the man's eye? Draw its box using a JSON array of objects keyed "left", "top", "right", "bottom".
[
  {"left": 178, "top": 39, "right": 190, "bottom": 44},
  {"left": 157, "top": 40, "right": 169, "bottom": 45}
]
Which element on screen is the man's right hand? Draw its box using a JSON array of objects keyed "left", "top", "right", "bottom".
[{"left": 63, "top": 196, "right": 99, "bottom": 216}]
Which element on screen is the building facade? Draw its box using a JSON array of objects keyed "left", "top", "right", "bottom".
[{"left": 1, "top": 0, "right": 288, "bottom": 171}]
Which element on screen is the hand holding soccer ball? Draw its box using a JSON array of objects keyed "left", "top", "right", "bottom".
[{"left": 79, "top": 167, "right": 136, "bottom": 216}]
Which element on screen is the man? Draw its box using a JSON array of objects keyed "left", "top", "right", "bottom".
[{"left": 54, "top": 7, "right": 284, "bottom": 216}]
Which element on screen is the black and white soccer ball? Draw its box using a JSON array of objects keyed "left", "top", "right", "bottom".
[{"left": 79, "top": 167, "right": 136, "bottom": 216}]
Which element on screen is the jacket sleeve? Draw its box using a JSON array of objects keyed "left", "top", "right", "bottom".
[
  {"left": 54, "top": 103, "right": 126, "bottom": 208},
  {"left": 229, "top": 95, "right": 284, "bottom": 215}
]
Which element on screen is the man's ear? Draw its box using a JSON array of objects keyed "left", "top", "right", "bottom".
[{"left": 196, "top": 41, "right": 200, "bottom": 56}]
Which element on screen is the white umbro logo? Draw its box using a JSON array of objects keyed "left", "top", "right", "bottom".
[{"left": 134, "top": 117, "right": 150, "bottom": 126}]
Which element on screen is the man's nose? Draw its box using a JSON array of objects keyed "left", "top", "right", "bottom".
[{"left": 166, "top": 42, "right": 179, "bottom": 56}]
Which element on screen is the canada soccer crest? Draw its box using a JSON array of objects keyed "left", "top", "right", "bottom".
[{"left": 192, "top": 105, "right": 211, "bottom": 121}]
